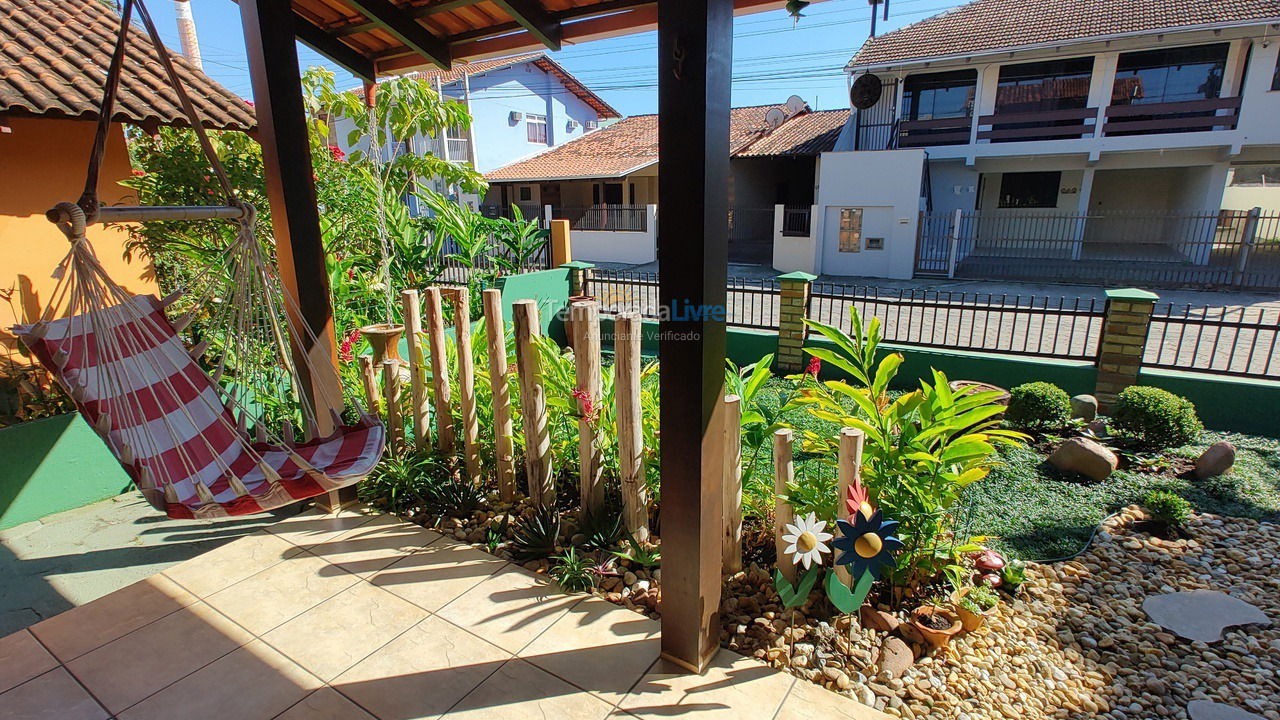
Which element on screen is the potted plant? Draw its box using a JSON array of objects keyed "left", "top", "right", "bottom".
[
  {"left": 911, "top": 605, "right": 962, "bottom": 648},
  {"left": 952, "top": 585, "right": 999, "bottom": 632}
]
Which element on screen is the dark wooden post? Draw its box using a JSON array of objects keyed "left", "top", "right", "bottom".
[
  {"left": 239, "top": 0, "right": 352, "bottom": 509},
  {"left": 657, "top": 0, "right": 731, "bottom": 674}
]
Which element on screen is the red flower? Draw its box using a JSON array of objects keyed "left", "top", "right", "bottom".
[
  {"left": 338, "top": 329, "right": 360, "bottom": 363},
  {"left": 327, "top": 145, "right": 346, "bottom": 162},
  {"left": 805, "top": 356, "right": 821, "bottom": 377},
  {"left": 130, "top": 168, "right": 146, "bottom": 177},
  {"left": 571, "top": 388, "right": 596, "bottom": 422},
  {"left": 245, "top": 99, "right": 255, "bottom": 107}
]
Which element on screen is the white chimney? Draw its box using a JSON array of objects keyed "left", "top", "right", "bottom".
[{"left": 173, "top": 0, "right": 203, "bottom": 71}]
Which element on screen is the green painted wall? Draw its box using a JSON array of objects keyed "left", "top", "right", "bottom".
[
  {"left": 0, "top": 413, "right": 132, "bottom": 530},
  {"left": 496, "top": 268, "right": 572, "bottom": 343}
]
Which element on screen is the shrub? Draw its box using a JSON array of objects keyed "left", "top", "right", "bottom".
[
  {"left": 510, "top": 505, "right": 561, "bottom": 561},
  {"left": 358, "top": 452, "right": 440, "bottom": 514},
  {"left": 1112, "top": 386, "right": 1202, "bottom": 449},
  {"left": 550, "top": 548, "right": 596, "bottom": 593},
  {"left": 424, "top": 475, "right": 483, "bottom": 518},
  {"left": 1143, "top": 490, "right": 1192, "bottom": 526},
  {"left": 1005, "top": 382, "right": 1071, "bottom": 431},
  {"left": 959, "top": 585, "right": 999, "bottom": 613}
]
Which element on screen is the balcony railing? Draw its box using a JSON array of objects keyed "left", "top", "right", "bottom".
[
  {"left": 897, "top": 115, "right": 972, "bottom": 147},
  {"left": 976, "top": 107, "right": 1099, "bottom": 142},
  {"left": 781, "top": 206, "right": 811, "bottom": 236},
  {"left": 562, "top": 204, "right": 649, "bottom": 232},
  {"left": 1102, "top": 96, "right": 1242, "bottom": 136},
  {"left": 446, "top": 138, "right": 471, "bottom": 159}
]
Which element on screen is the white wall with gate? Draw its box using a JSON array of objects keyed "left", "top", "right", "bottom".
[{"left": 811, "top": 149, "right": 925, "bottom": 279}]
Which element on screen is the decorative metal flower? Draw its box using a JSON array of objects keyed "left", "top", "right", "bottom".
[
  {"left": 844, "top": 478, "right": 874, "bottom": 521},
  {"left": 781, "top": 512, "right": 833, "bottom": 570},
  {"left": 833, "top": 508, "right": 902, "bottom": 580}
]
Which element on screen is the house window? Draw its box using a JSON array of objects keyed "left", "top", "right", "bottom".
[
  {"left": 518, "top": 186, "right": 533, "bottom": 202},
  {"left": 1230, "top": 166, "right": 1280, "bottom": 186},
  {"left": 903, "top": 70, "right": 977, "bottom": 120},
  {"left": 1272, "top": 53, "right": 1280, "bottom": 92},
  {"left": 997, "top": 171, "right": 1061, "bottom": 208},
  {"left": 1112, "top": 43, "right": 1229, "bottom": 106},
  {"left": 526, "top": 114, "right": 548, "bottom": 144},
  {"left": 837, "top": 208, "right": 863, "bottom": 252},
  {"left": 996, "top": 58, "right": 1094, "bottom": 114}
]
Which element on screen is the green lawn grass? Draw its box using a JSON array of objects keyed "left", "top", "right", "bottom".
[{"left": 746, "top": 378, "right": 1280, "bottom": 562}]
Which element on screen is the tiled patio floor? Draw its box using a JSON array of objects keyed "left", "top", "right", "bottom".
[{"left": 0, "top": 506, "right": 888, "bottom": 720}]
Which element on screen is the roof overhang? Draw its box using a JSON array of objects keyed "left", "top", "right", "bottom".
[
  {"left": 486, "top": 159, "right": 657, "bottom": 183},
  {"left": 847, "top": 17, "right": 1280, "bottom": 73}
]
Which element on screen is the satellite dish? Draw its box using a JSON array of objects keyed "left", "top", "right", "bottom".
[
  {"left": 850, "top": 73, "right": 883, "bottom": 110},
  {"left": 764, "top": 107, "right": 787, "bottom": 130},
  {"left": 784, "top": 95, "right": 808, "bottom": 116}
]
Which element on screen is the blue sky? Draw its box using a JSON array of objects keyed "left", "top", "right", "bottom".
[{"left": 146, "top": 0, "right": 961, "bottom": 114}]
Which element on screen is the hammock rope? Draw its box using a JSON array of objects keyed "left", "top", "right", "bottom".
[{"left": 12, "top": 0, "right": 384, "bottom": 519}]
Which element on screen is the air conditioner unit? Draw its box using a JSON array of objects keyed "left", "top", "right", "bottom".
[
  {"left": 584, "top": 120, "right": 599, "bottom": 131},
  {"left": 567, "top": 119, "right": 579, "bottom": 132},
  {"left": 509, "top": 111, "right": 523, "bottom": 123}
]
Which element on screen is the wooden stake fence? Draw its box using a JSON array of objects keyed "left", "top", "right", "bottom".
[
  {"left": 358, "top": 355, "right": 380, "bottom": 414},
  {"left": 401, "top": 290, "right": 430, "bottom": 449},
  {"left": 722, "top": 394, "right": 743, "bottom": 574},
  {"left": 424, "top": 288, "right": 454, "bottom": 453},
  {"left": 447, "top": 289, "right": 481, "bottom": 485},
  {"left": 512, "top": 299, "right": 555, "bottom": 508},
  {"left": 572, "top": 300, "right": 604, "bottom": 520},
  {"left": 774, "top": 428, "right": 796, "bottom": 583},
  {"left": 482, "top": 289, "right": 516, "bottom": 502},
  {"left": 615, "top": 312, "right": 648, "bottom": 541},
  {"left": 382, "top": 359, "right": 405, "bottom": 453},
  {"left": 835, "top": 426, "right": 865, "bottom": 586}
]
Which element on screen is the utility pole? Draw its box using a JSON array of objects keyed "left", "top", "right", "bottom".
[{"left": 173, "top": 0, "right": 203, "bottom": 70}]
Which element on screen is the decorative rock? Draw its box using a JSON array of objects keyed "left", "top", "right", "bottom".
[
  {"left": 1084, "top": 419, "right": 1107, "bottom": 437},
  {"left": 1194, "top": 441, "right": 1236, "bottom": 480},
  {"left": 1048, "top": 437, "right": 1119, "bottom": 482},
  {"left": 876, "top": 636, "right": 914, "bottom": 679},
  {"left": 1143, "top": 590, "right": 1271, "bottom": 642},
  {"left": 861, "top": 605, "right": 900, "bottom": 634},
  {"left": 623, "top": 571, "right": 638, "bottom": 586},
  {"left": 1070, "top": 394, "right": 1098, "bottom": 421},
  {"left": 1187, "top": 700, "right": 1268, "bottom": 720}
]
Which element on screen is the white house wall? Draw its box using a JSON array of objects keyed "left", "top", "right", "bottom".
[{"left": 814, "top": 149, "right": 926, "bottom": 279}]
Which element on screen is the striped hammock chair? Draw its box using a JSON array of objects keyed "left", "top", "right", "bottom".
[{"left": 10, "top": 0, "right": 384, "bottom": 519}]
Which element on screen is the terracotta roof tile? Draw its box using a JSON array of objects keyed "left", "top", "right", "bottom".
[
  {"left": 397, "top": 52, "right": 620, "bottom": 119},
  {"left": 1, "top": 0, "right": 255, "bottom": 131},
  {"left": 486, "top": 104, "right": 840, "bottom": 182},
  {"left": 850, "top": 0, "right": 1280, "bottom": 68}
]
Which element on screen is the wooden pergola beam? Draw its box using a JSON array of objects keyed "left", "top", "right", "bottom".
[
  {"left": 332, "top": 0, "right": 482, "bottom": 37},
  {"left": 343, "top": 0, "right": 452, "bottom": 69},
  {"left": 488, "top": 0, "right": 562, "bottom": 51},
  {"left": 293, "top": 13, "right": 376, "bottom": 81}
]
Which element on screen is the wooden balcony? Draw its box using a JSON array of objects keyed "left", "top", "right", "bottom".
[
  {"left": 897, "top": 115, "right": 972, "bottom": 147},
  {"left": 976, "top": 107, "right": 1099, "bottom": 142},
  {"left": 1103, "top": 96, "right": 1242, "bottom": 136}
]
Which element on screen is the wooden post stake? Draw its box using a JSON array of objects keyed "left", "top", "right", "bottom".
[
  {"left": 382, "top": 359, "right": 405, "bottom": 453},
  {"left": 572, "top": 300, "right": 604, "bottom": 520},
  {"left": 774, "top": 428, "right": 796, "bottom": 583},
  {"left": 615, "top": 312, "right": 648, "bottom": 541},
  {"left": 835, "top": 427, "right": 865, "bottom": 586},
  {"left": 358, "top": 355, "right": 380, "bottom": 414},
  {"left": 483, "top": 289, "right": 516, "bottom": 502},
  {"left": 512, "top": 299, "right": 554, "bottom": 507},
  {"left": 423, "top": 287, "right": 454, "bottom": 452},
  {"left": 401, "top": 290, "right": 430, "bottom": 449},
  {"left": 449, "top": 289, "right": 482, "bottom": 485},
  {"left": 722, "top": 394, "right": 743, "bottom": 574}
]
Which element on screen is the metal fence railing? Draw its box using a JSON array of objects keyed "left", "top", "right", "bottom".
[
  {"left": 587, "top": 270, "right": 781, "bottom": 330},
  {"left": 916, "top": 209, "right": 1280, "bottom": 290},
  {"left": 1147, "top": 304, "right": 1280, "bottom": 380},
  {"left": 781, "top": 207, "right": 811, "bottom": 237},
  {"left": 810, "top": 285, "right": 1106, "bottom": 361},
  {"left": 437, "top": 233, "right": 551, "bottom": 285},
  {"left": 561, "top": 205, "right": 649, "bottom": 232}
]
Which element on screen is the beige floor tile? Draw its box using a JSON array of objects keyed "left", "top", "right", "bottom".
[
  {"left": 164, "top": 530, "right": 301, "bottom": 598},
  {"left": 31, "top": 574, "right": 197, "bottom": 662},
  {"left": 522, "top": 597, "right": 660, "bottom": 703},
  {"left": 117, "top": 639, "right": 322, "bottom": 720},
  {"left": 204, "top": 552, "right": 360, "bottom": 635},
  {"left": 618, "top": 648, "right": 796, "bottom": 720},
  {"left": 0, "top": 667, "right": 109, "bottom": 720},
  {"left": 435, "top": 566, "right": 582, "bottom": 654},
  {"left": 275, "top": 687, "right": 377, "bottom": 720},
  {"left": 368, "top": 539, "right": 505, "bottom": 612},
  {"left": 266, "top": 506, "right": 379, "bottom": 547},
  {"left": 776, "top": 676, "right": 894, "bottom": 720},
  {"left": 262, "top": 582, "right": 428, "bottom": 682},
  {"left": 443, "top": 659, "right": 614, "bottom": 720},
  {"left": 305, "top": 515, "right": 442, "bottom": 577},
  {"left": 0, "top": 629, "right": 59, "bottom": 695},
  {"left": 65, "top": 600, "right": 253, "bottom": 714},
  {"left": 334, "top": 616, "right": 510, "bottom": 720}
]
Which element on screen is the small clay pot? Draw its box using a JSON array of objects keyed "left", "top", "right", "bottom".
[
  {"left": 912, "top": 605, "right": 963, "bottom": 648},
  {"left": 951, "top": 588, "right": 997, "bottom": 632},
  {"left": 360, "top": 323, "right": 405, "bottom": 364}
]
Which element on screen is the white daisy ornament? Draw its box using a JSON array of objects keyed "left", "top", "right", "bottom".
[{"left": 782, "top": 512, "right": 833, "bottom": 569}]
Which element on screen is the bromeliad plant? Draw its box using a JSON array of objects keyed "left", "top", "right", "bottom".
[{"left": 795, "top": 309, "right": 1027, "bottom": 593}]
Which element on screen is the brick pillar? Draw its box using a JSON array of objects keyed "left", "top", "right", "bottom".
[
  {"left": 776, "top": 271, "right": 816, "bottom": 373},
  {"left": 1095, "top": 288, "right": 1158, "bottom": 412},
  {"left": 562, "top": 261, "right": 594, "bottom": 297}
]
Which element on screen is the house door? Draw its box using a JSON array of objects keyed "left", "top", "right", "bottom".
[{"left": 594, "top": 182, "right": 624, "bottom": 205}]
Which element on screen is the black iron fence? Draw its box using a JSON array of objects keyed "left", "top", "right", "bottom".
[
  {"left": 587, "top": 270, "right": 780, "bottom": 330},
  {"left": 916, "top": 209, "right": 1280, "bottom": 290},
  {"left": 781, "top": 207, "right": 811, "bottom": 237},
  {"left": 810, "top": 285, "right": 1105, "bottom": 361},
  {"left": 561, "top": 205, "right": 649, "bottom": 232},
  {"left": 1147, "top": 304, "right": 1280, "bottom": 380},
  {"left": 437, "top": 233, "right": 551, "bottom": 285}
]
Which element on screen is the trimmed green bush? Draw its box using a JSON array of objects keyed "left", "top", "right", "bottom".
[
  {"left": 1005, "top": 382, "right": 1071, "bottom": 431},
  {"left": 1142, "top": 490, "right": 1191, "bottom": 526},
  {"left": 1112, "top": 386, "right": 1202, "bottom": 449}
]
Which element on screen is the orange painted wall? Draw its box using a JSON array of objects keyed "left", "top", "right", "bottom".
[{"left": 0, "top": 116, "right": 158, "bottom": 356}]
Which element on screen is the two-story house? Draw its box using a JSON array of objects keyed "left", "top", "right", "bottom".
[
  {"left": 787, "top": 0, "right": 1280, "bottom": 288},
  {"left": 333, "top": 53, "right": 620, "bottom": 211}
]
